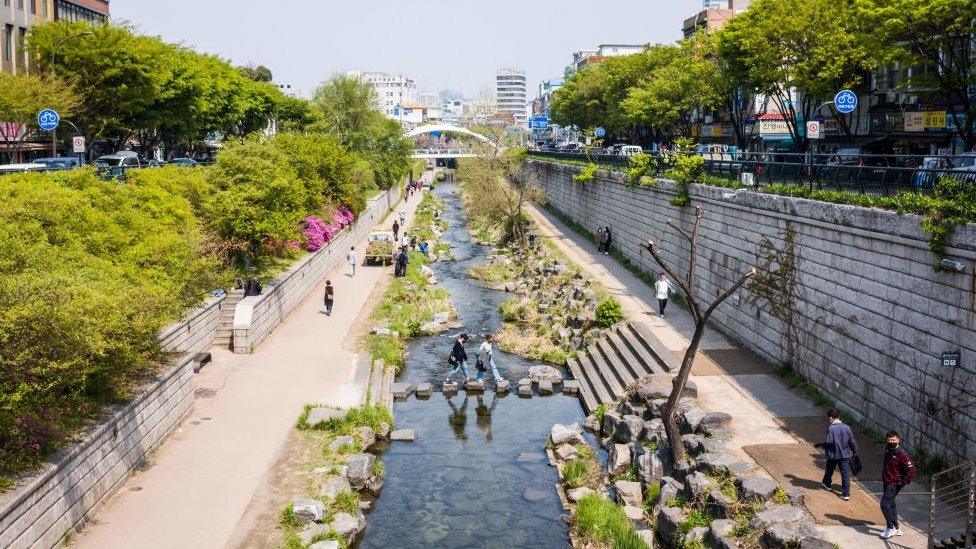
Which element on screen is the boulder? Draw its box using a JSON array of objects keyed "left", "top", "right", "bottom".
[
  {"left": 642, "top": 419, "right": 665, "bottom": 443},
  {"left": 616, "top": 415, "right": 645, "bottom": 443},
  {"left": 699, "top": 412, "right": 733, "bottom": 432},
  {"left": 518, "top": 384, "right": 533, "bottom": 397},
  {"left": 550, "top": 423, "right": 584, "bottom": 446},
  {"left": 748, "top": 505, "right": 808, "bottom": 530},
  {"left": 708, "top": 488, "right": 738, "bottom": 519},
  {"left": 376, "top": 422, "right": 392, "bottom": 439},
  {"left": 566, "top": 487, "right": 596, "bottom": 503},
  {"left": 583, "top": 414, "right": 600, "bottom": 432},
  {"left": 787, "top": 486, "right": 806, "bottom": 506},
  {"left": 738, "top": 475, "right": 780, "bottom": 502},
  {"left": 420, "top": 322, "right": 444, "bottom": 333},
  {"left": 538, "top": 380, "right": 554, "bottom": 395},
  {"left": 390, "top": 383, "right": 413, "bottom": 400},
  {"left": 443, "top": 380, "right": 459, "bottom": 394},
  {"left": 517, "top": 377, "right": 532, "bottom": 387},
  {"left": 420, "top": 265, "right": 435, "bottom": 278},
  {"left": 529, "top": 365, "right": 562, "bottom": 384},
  {"left": 319, "top": 476, "right": 351, "bottom": 499},
  {"left": 659, "top": 477, "right": 683, "bottom": 509},
  {"left": 623, "top": 505, "right": 645, "bottom": 521},
  {"left": 684, "top": 471, "right": 712, "bottom": 501},
  {"left": 636, "top": 451, "right": 664, "bottom": 485},
  {"left": 465, "top": 379, "right": 486, "bottom": 392},
  {"left": 648, "top": 398, "right": 668, "bottom": 418},
  {"left": 299, "top": 524, "right": 331, "bottom": 545},
  {"left": 601, "top": 410, "right": 622, "bottom": 438},
  {"left": 656, "top": 505, "right": 686, "bottom": 546},
  {"left": 708, "top": 519, "right": 740, "bottom": 549},
  {"left": 328, "top": 435, "right": 356, "bottom": 453},
  {"left": 614, "top": 480, "right": 643, "bottom": 507},
  {"left": 432, "top": 311, "right": 450, "bottom": 324},
  {"left": 415, "top": 382, "right": 433, "bottom": 397},
  {"left": 306, "top": 407, "right": 344, "bottom": 428},
  {"left": 799, "top": 536, "right": 837, "bottom": 549},
  {"left": 495, "top": 378, "right": 510, "bottom": 393},
  {"left": 687, "top": 526, "right": 709, "bottom": 545},
  {"left": 635, "top": 529, "right": 656, "bottom": 548},
  {"left": 762, "top": 521, "right": 820, "bottom": 548},
  {"left": 698, "top": 453, "right": 754, "bottom": 476},
  {"left": 609, "top": 444, "right": 632, "bottom": 476},
  {"left": 682, "top": 434, "right": 707, "bottom": 455},
  {"left": 679, "top": 407, "right": 706, "bottom": 433},
  {"left": 329, "top": 511, "right": 365, "bottom": 544},
  {"left": 504, "top": 282, "right": 516, "bottom": 292},
  {"left": 562, "top": 379, "right": 581, "bottom": 395},
  {"left": 554, "top": 443, "right": 579, "bottom": 461},
  {"left": 356, "top": 426, "right": 376, "bottom": 450},
  {"left": 291, "top": 499, "right": 326, "bottom": 523},
  {"left": 389, "top": 429, "right": 415, "bottom": 441},
  {"left": 346, "top": 453, "right": 376, "bottom": 490},
  {"left": 365, "top": 474, "right": 384, "bottom": 496},
  {"left": 309, "top": 541, "right": 340, "bottom": 549},
  {"left": 371, "top": 326, "right": 392, "bottom": 335}
]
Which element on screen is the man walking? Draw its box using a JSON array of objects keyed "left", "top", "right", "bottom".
[
  {"left": 323, "top": 280, "right": 335, "bottom": 316},
  {"left": 447, "top": 333, "right": 470, "bottom": 383},
  {"left": 399, "top": 210, "right": 406, "bottom": 226},
  {"left": 655, "top": 272, "right": 673, "bottom": 317},
  {"left": 346, "top": 246, "right": 357, "bottom": 278},
  {"left": 393, "top": 220, "right": 400, "bottom": 242},
  {"left": 880, "top": 431, "right": 916, "bottom": 539},
  {"left": 815, "top": 409, "right": 858, "bottom": 501},
  {"left": 596, "top": 227, "right": 606, "bottom": 254}
]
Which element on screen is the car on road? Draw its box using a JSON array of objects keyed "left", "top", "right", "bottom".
[
  {"left": 949, "top": 153, "right": 976, "bottom": 183},
  {"left": 32, "top": 157, "right": 83, "bottom": 169},
  {"left": 618, "top": 145, "right": 643, "bottom": 157},
  {"left": 913, "top": 156, "right": 952, "bottom": 190},
  {"left": 168, "top": 157, "right": 198, "bottom": 167},
  {"left": 97, "top": 153, "right": 141, "bottom": 168}
]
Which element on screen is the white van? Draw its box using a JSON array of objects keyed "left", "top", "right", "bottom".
[{"left": 619, "top": 145, "right": 643, "bottom": 157}]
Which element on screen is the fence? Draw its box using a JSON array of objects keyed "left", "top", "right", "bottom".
[{"left": 929, "top": 461, "right": 976, "bottom": 548}]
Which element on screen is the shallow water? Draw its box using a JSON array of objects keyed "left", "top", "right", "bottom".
[{"left": 360, "top": 184, "right": 587, "bottom": 548}]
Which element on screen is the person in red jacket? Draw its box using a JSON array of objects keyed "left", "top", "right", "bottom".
[{"left": 880, "top": 431, "right": 916, "bottom": 539}]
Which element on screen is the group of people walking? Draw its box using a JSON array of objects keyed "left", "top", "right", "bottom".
[
  {"left": 595, "top": 226, "right": 613, "bottom": 255},
  {"left": 447, "top": 333, "right": 505, "bottom": 385}
]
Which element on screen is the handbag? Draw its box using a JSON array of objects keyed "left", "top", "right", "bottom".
[
  {"left": 850, "top": 454, "right": 863, "bottom": 476},
  {"left": 475, "top": 358, "right": 486, "bottom": 372}
]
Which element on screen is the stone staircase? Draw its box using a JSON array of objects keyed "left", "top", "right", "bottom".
[
  {"left": 212, "top": 289, "right": 245, "bottom": 350},
  {"left": 566, "top": 322, "right": 681, "bottom": 413}
]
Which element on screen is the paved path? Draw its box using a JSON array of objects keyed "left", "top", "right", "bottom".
[
  {"left": 525, "top": 203, "right": 929, "bottom": 549},
  {"left": 71, "top": 186, "right": 424, "bottom": 549}
]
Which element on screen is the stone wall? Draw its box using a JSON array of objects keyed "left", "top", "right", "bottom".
[
  {"left": 530, "top": 160, "right": 976, "bottom": 461},
  {"left": 233, "top": 186, "right": 401, "bottom": 353}
]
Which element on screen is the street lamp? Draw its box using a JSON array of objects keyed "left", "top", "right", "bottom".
[{"left": 48, "top": 30, "right": 93, "bottom": 157}]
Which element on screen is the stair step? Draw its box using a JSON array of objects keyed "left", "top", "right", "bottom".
[
  {"left": 606, "top": 332, "right": 650, "bottom": 381},
  {"left": 587, "top": 347, "right": 624, "bottom": 400},
  {"left": 629, "top": 323, "right": 681, "bottom": 373},
  {"left": 566, "top": 357, "right": 599, "bottom": 413},
  {"left": 594, "top": 339, "right": 634, "bottom": 398},
  {"left": 578, "top": 355, "right": 613, "bottom": 406},
  {"left": 616, "top": 325, "right": 659, "bottom": 376}
]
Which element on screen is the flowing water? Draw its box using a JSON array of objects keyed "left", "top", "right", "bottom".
[{"left": 360, "top": 184, "right": 593, "bottom": 548}]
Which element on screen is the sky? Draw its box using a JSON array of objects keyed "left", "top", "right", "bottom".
[{"left": 111, "top": 1, "right": 691, "bottom": 99}]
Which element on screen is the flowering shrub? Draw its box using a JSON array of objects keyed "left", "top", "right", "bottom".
[{"left": 302, "top": 208, "right": 356, "bottom": 251}]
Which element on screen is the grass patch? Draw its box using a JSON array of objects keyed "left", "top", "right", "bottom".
[
  {"left": 331, "top": 490, "right": 361, "bottom": 515},
  {"left": 594, "top": 403, "right": 609, "bottom": 425},
  {"left": 611, "top": 465, "right": 639, "bottom": 482},
  {"left": 573, "top": 494, "right": 649, "bottom": 549},
  {"left": 563, "top": 460, "right": 590, "bottom": 489},
  {"left": 279, "top": 504, "right": 303, "bottom": 529},
  {"left": 297, "top": 403, "right": 393, "bottom": 435}
]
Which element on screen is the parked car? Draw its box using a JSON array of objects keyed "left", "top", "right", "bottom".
[
  {"left": 32, "top": 157, "right": 82, "bottom": 169},
  {"left": 0, "top": 163, "right": 49, "bottom": 175},
  {"left": 97, "top": 154, "right": 141, "bottom": 168},
  {"left": 913, "top": 156, "right": 952, "bottom": 190},
  {"left": 168, "top": 157, "right": 198, "bottom": 167},
  {"left": 619, "top": 145, "right": 643, "bottom": 157},
  {"left": 950, "top": 153, "right": 976, "bottom": 183}
]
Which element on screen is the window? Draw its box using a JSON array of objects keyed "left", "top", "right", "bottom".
[
  {"left": 30, "top": 0, "right": 36, "bottom": 14},
  {"left": 3, "top": 25, "right": 11, "bottom": 62},
  {"left": 17, "top": 0, "right": 23, "bottom": 10}
]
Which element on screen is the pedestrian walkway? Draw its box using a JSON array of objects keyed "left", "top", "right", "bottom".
[
  {"left": 70, "top": 185, "right": 425, "bottom": 549},
  {"left": 525, "top": 203, "right": 928, "bottom": 549}
]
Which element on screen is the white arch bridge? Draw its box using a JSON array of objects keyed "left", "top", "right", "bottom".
[{"left": 406, "top": 124, "right": 495, "bottom": 159}]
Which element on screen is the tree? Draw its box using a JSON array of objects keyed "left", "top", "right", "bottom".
[
  {"left": 458, "top": 145, "right": 540, "bottom": 247},
  {"left": 858, "top": 0, "right": 976, "bottom": 149},
  {"left": 239, "top": 64, "right": 273, "bottom": 83},
  {"left": 708, "top": 31, "right": 758, "bottom": 148},
  {"left": 720, "top": 0, "right": 880, "bottom": 151},
  {"left": 0, "top": 73, "right": 78, "bottom": 159},
  {"left": 642, "top": 208, "right": 755, "bottom": 463}
]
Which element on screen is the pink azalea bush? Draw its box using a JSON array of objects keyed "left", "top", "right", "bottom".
[{"left": 302, "top": 207, "right": 356, "bottom": 252}]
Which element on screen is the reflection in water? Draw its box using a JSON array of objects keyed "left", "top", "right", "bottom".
[{"left": 360, "top": 185, "right": 583, "bottom": 549}]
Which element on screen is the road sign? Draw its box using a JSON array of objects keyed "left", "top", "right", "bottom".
[
  {"left": 806, "top": 121, "right": 822, "bottom": 139},
  {"left": 594, "top": 127, "right": 606, "bottom": 138},
  {"left": 834, "top": 90, "right": 858, "bottom": 114},
  {"left": 37, "top": 109, "right": 60, "bottom": 131},
  {"left": 528, "top": 116, "right": 549, "bottom": 130},
  {"left": 72, "top": 136, "right": 86, "bottom": 153},
  {"left": 942, "top": 351, "right": 961, "bottom": 369}
]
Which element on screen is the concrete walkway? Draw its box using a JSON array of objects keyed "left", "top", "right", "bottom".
[
  {"left": 525, "top": 203, "right": 929, "bottom": 549},
  {"left": 71, "top": 186, "right": 424, "bottom": 549}
]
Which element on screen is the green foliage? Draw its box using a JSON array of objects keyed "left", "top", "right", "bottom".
[
  {"left": 297, "top": 404, "right": 393, "bottom": 435},
  {"left": 573, "top": 494, "right": 649, "bottom": 549},
  {"left": 626, "top": 153, "right": 656, "bottom": 186},
  {"left": 279, "top": 505, "right": 303, "bottom": 529},
  {"left": 332, "top": 490, "right": 361, "bottom": 515},
  {"left": 0, "top": 73, "right": 78, "bottom": 154},
  {"left": 594, "top": 403, "right": 609, "bottom": 425},
  {"left": 664, "top": 141, "right": 705, "bottom": 206},
  {"left": 562, "top": 460, "right": 590, "bottom": 489},
  {"left": 644, "top": 481, "right": 662, "bottom": 508},
  {"left": 595, "top": 296, "right": 624, "bottom": 328},
  {"left": 572, "top": 163, "right": 598, "bottom": 184}
]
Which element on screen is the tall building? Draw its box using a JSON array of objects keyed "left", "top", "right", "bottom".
[
  {"left": 346, "top": 70, "right": 417, "bottom": 121},
  {"left": 1, "top": 0, "right": 108, "bottom": 75},
  {"left": 495, "top": 68, "right": 527, "bottom": 123},
  {"left": 702, "top": 0, "right": 729, "bottom": 8},
  {"left": 54, "top": 0, "right": 109, "bottom": 23}
]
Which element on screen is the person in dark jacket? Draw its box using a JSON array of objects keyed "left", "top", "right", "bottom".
[
  {"left": 814, "top": 409, "right": 858, "bottom": 500},
  {"left": 603, "top": 226, "right": 613, "bottom": 255},
  {"left": 323, "top": 280, "right": 334, "bottom": 316},
  {"left": 395, "top": 246, "right": 409, "bottom": 277},
  {"left": 393, "top": 220, "right": 400, "bottom": 241},
  {"left": 446, "top": 333, "right": 470, "bottom": 383},
  {"left": 879, "top": 431, "right": 916, "bottom": 539}
]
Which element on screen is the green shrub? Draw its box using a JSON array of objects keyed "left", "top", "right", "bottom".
[
  {"left": 563, "top": 459, "right": 590, "bottom": 488},
  {"left": 595, "top": 296, "right": 624, "bottom": 328},
  {"left": 573, "top": 494, "right": 649, "bottom": 549},
  {"left": 331, "top": 490, "right": 361, "bottom": 515},
  {"left": 572, "top": 163, "right": 599, "bottom": 183},
  {"left": 626, "top": 153, "right": 655, "bottom": 186}
]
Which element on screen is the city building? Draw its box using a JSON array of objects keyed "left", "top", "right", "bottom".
[
  {"left": 565, "top": 44, "right": 646, "bottom": 76},
  {"left": 682, "top": 7, "right": 736, "bottom": 38},
  {"left": 495, "top": 68, "right": 527, "bottom": 123},
  {"left": 440, "top": 98, "right": 466, "bottom": 126},
  {"left": 55, "top": 0, "right": 108, "bottom": 23},
  {"left": 346, "top": 70, "right": 417, "bottom": 121},
  {"left": 417, "top": 91, "right": 439, "bottom": 108},
  {"left": 534, "top": 78, "right": 563, "bottom": 119}
]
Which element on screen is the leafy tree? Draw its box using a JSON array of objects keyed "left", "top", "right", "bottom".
[
  {"left": 708, "top": 30, "right": 758, "bottom": 148},
  {"left": 239, "top": 64, "right": 273, "bottom": 83},
  {"left": 857, "top": 0, "right": 976, "bottom": 149},
  {"left": 0, "top": 73, "right": 78, "bottom": 158}
]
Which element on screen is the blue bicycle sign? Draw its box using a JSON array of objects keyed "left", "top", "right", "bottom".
[
  {"left": 37, "top": 109, "right": 60, "bottom": 131},
  {"left": 595, "top": 127, "right": 606, "bottom": 138},
  {"left": 834, "top": 90, "right": 858, "bottom": 114}
]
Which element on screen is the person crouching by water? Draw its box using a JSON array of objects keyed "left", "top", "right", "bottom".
[
  {"left": 447, "top": 333, "right": 470, "bottom": 383},
  {"left": 475, "top": 334, "right": 505, "bottom": 384}
]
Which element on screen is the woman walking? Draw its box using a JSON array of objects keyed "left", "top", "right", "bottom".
[
  {"left": 476, "top": 334, "right": 505, "bottom": 384},
  {"left": 596, "top": 227, "right": 606, "bottom": 254},
  {"left": 604, "top": 226, "right": 613, "bottom": 255},
  {"left": 323, "top": 280, "right": 335, "bottom": 316}
]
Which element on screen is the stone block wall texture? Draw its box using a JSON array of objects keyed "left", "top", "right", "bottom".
[
  {"left": 233, "top": 186, "right": 400, "bottom": 353},
  {"left": 530, "top": 160, "right": 976, "bottom": 461}
]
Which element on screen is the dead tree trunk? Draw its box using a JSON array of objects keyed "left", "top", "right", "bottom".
[{"left": 642, "top": 207, "right": 755, "bottom": 463}]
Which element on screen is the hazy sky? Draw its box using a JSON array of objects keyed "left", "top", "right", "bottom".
[{"left": 111, "top": 1, "right": 690, "bottom": 98}]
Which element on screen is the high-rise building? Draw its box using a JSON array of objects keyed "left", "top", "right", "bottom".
[
  {"left": 702, "top": 0, "right": 729, "bottom": 9},
  {"left": 495, "top": 68, "right": 527, "bottom": 123},
  {"left": 346, "top": 70, "right": 417, "bottom": 121},
  {"left": 417, "top": 91, "right": 439, "bottom": 108},
  {"left": 1, "top": 0, "right": 108, "bottom": 75}
]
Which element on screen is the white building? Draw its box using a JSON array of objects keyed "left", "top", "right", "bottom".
[
  {"left": 566, "top": 44, "right": 646, "bottom": 75},
  {"left": 495, "top": 68, "right": 528, "bottom": 123},
  {"left": 346, "top": 70, "right": 417, "bottom": 120},
  {"left": 417, "top": 91, "right": 440, "bottom": 107}
]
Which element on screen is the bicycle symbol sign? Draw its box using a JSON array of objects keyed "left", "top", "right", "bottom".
[
  {"left": 37, "top": 109, "right": 60, "bottom": 131},
  {"left": 834, "top": 90, "right": 858, "bottom": 114}
]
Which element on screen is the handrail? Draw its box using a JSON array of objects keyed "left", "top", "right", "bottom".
[{"left": 929, "top": 460, "right": 976, "bottom": 549}]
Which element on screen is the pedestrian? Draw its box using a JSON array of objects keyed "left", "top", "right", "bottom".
[
  {"left": 399, "top": 210, "right": 406, "bottom": 226},
  {"left": 879, "top": 431, "right": 916, "bottom": 539},
  {"left": 393, "top": 220, "right": 400, "bottom": 241},
  {"left": 433, "top": 210, "right": 439, "bottom": 220},
  {"left": 447, "top": 333, "right": 470, "bottom": 383},
  {"left": 419, "top": 241, "right": 430, "bottom": 259},
  {"left": 476, "top": 334, "right": 505, "bottom": 384},
  {"left": 323, "top": 280, "right": 334, "bottom": 316},
  {"left": 814, "top": 409, "right": 858, "bottom": 501},
  {"left": 655, "top": 272, "right": 674, "bottom": 317},
  {"left": 410, "top": 235, "right": 418, "bottom": 250},
  {"left": 396, "top": 246, "right": 409, "bottom": 277},
  {"left": 346, "top": 246, "right": 357, "bottom": 278},
  {"left": 604, "top": 226, "right": 613, "bottom": 255},
  {"left": 596, "top": 227, "right": 606, "bottom": 253}
]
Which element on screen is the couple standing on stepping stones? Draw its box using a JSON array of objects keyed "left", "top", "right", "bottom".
[{"left": 446, "top": 333, "right": 506, "bottom": 385}]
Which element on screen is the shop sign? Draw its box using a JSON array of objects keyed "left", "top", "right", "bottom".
[
  {"left": 904, "top": 112, "right": 924, "bottom": 132},
  {"left": 712, "top": 125, "right": 724, "bottom": 138},
  {"left": 923, "top": 111, "right": 947, "bottom": 129},
  {"left": 760, "top": 119, "right": 790, "bottom": 135},
  {"left": 823, "top": 119, "right": 841, "bottom": 133}
]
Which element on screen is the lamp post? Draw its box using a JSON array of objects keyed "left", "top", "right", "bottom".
[{"left": 48, "top": 30, "right": 92, "bottom": 157}]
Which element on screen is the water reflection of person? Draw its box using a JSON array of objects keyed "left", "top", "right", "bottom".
[
  {"left": 475, "top": 392, "right": 500, "bottom": 441},
  {"left": 446, "top": 393, "right": 469, "bottom": 441}
]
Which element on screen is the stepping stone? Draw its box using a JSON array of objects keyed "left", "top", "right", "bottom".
[
  {"left": 465, "top": 379, "right": 486, "bottom": 392},
  {"left": 562, "top": 379, "right": 581, "bottom": 395},
  {"left": 496, "top": 379, "right": 510, "bottom": 393},
  {"left": 517, "top": 378, "right": 532, "bottom": 387},
  {"left": 518, "top": 384, "right": 533, "bottom": 397},
  {"left": 538, "top": 380, "right": 554, "bottom": 395},
  {"left": 443, "top": 380, "right": 459, "bottom": 394},
  {"left": 390, "top": 429, "right": 415, "bottom": 441},
  {"left": 307, "top": 407, "right": 344, "bottom": 428},
  {"left": 391, "top": 383, "right": 412, "bottom": 400},
  {"left": 416, "top": 382, "right": 433, "bottom": 398}
]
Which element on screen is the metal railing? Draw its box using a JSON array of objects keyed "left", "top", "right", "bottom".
[{"left": 929, "top": 461, "right": 976, "bottom": 548}]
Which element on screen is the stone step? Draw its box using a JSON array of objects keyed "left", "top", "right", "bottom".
[
  {"left": 629, "top": 322, "right": 681, "bottom": 373},
  {"left": 615, "top": 324, "right": 658, "bottom": 377},
  {"left": 586, "top": 347, "right": 624, "bottom": 401},
  {"left": 606, "top": 332, "right": 649, "bottom": 382},
  {"left": 577, "top": 354, "right": 614, "bottom": 407},
  {"left": 594, "top": 337, "right": 636, "bottom": 396},
  {"left": 565, "top": 357, "right": 599, "bottom": 413}
]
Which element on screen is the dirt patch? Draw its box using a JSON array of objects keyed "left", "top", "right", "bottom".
[{"left": 682, "top": 348, "right": 774, "bottom": 376}]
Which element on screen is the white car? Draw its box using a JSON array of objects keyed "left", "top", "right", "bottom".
[
  {"left": 0, "top": 163, "right": 49, "bottom": 174},
  {"left": 619, "top": 145, "right": 643, "bottom": 157}
]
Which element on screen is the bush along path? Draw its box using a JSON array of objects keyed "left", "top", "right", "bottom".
[
  {"left": 549, "top": 375, "right": 837, "bottom": 549},
  {"left": 469, "top": 230, "right": 624, "bottom": 365},
  {"left": 278, "top": 405, "right": 394, "bottom": 549}
]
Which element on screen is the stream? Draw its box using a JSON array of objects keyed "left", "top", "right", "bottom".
[{"left": 360, "top": 183, "right": 594, "bottom": 548}]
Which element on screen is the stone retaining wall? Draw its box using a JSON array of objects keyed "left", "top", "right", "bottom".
[
  {"left": 530, "top": 160, "right": 976, "bottom": 461},
  {"left": 233, "top": 186, "right": 401, "bottom": 353}
]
